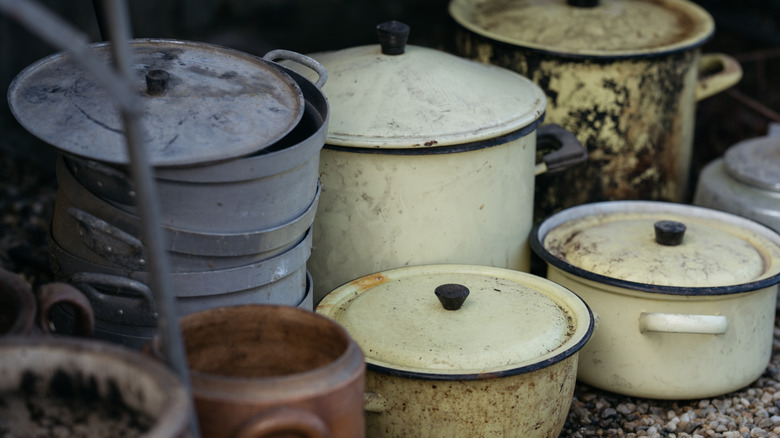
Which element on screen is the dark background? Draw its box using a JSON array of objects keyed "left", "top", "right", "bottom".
[{"left": 1, "top": 0, "right": 779, "bottom": 282}]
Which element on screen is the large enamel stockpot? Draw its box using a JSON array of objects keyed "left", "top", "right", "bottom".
[
  {"left": 8, "top": 39, "right": 326, "bottom": 234},
  {"left": 530, "top": 201, "right": 780, "bottom": 399},
  {"left": 694, "top": 135, "right": 780, "bottom": 235},
  {"left": 0, "top": 336, "right": 190, "bottom": 437},
  {"left": 450, "top": 0, "right": 743, "bottom": 221},
  {"left": 316, "top": 264, "right": 594, "bottom": 437},
  {"left": 293, "top": 22, "right": 586, "bottom": 302},
  {"left": 151, "top": 305, "right": 366, "bottom": 438}
]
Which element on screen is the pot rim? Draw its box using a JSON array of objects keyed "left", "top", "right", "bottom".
[
  {"left": 531, "top": 201, "right": 780, "bottom": 296},
  {"left": 449, "top": 0, "right": 715, "bottom": 59},
  {"left": 317, "top": 264, "right": 594, "bottom": 381}
]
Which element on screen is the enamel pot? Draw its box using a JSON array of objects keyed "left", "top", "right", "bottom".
[
  {"left": 316, "top": 264, "right": 594, "bottom": 437},
  {"left": 290, "top": 22, "right": 586, "bottom": 303},
  {"left": 530, "top": 201, "right": 780, "bottom": 399},
  {"left": 450, "top": 0, "right": 743, "bottom": 222},
  {"left": 694, "top": 135, "right": 780, "bottom": 235},
  {"left": 151, "top": 305, "right": 366, "bottom": 438}
]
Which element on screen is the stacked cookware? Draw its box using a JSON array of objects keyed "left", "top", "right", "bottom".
[{"left": 7, "top": 39, "right": 329, "bottom": 349}]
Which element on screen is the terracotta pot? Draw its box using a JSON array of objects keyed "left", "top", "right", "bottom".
[
  {"left": 0, "top": 267, "right": 93, "bottom": 337},
  {"left": 153, "top": 305, "right": 366, "bottom": 438},
  {"left": 0, "top": 336, "right": 190, "bottom": 437}
]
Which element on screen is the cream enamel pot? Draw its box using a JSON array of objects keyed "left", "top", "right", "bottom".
[
  {"left": 530, "top": 201, "right": 780, "bottom": 399},
  {"left": 316, "top": 264, "right": 594, "bottom": 437},
  {"left": 450, "top": 0, "right": 743, "bottom": 222},
  {"left": 287, "top": 22, "right": 586, "bottom": 303}
]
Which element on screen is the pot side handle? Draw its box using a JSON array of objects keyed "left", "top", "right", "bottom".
[
  {"left": 639, "top": 312, "right": 728, "bottom": 335},
  {"left": 36, "top": 282, "right": 95, "bottom": 337},
  {"left": 264, "top": 49, "right": 328, "bottom": 89},
  {"left": 534, "top": 124, "right": 588, "bottom": 176},
  {"left": 363, "top": 391, "right": 388, "bottom": 413},
  {"left": 233, "top": 406, "right": 330, "bottom": 438},
  {"left": 696, "top": 53, "right": 742, "bottom": 101}
]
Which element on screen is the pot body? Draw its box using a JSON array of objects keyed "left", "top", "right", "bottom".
[
  {"left": 0, "top": 336, "right": 190, "bottom": 437},
  {"left": 547, "top": 266, "right": 777, "bottom": 399},
  {"left": 694, "top": 158, "right": 780, "bottom": 234},
  {"left": 363, "top": 355, "right": 577, "bottom": 437},
  {"left": 455, "top": 32, "right": 737, "bottom": 221},
  {"left": 309, "top": 132, "right": 536, "bottom": 301},
  {"left": 156, "top": 305, "right": 365, "bottom": 438}
]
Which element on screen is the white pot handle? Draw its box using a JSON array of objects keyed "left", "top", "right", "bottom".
[{"left": 639, "top": 312, "right": 728, "bottom": 335}]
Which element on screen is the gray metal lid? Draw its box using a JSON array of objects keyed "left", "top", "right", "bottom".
[
  {"left": 724, "top": 136, "right": 780, "bottom": 192},
  {"left": 8, "top": 39, "right": 304, "bottom": 167}
]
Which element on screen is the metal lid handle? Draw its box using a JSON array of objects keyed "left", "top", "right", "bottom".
[
  {"left": 435, "top": 284, "right": 469, "bottom": 311},
  {"left": 377, "top": 21, "right": 410, "bottom": 55}
]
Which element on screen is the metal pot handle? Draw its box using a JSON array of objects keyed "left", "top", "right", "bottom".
[
  {"left": 534, "top": 123, "right": 588, "bottom": 176},
  {"left": 67, "top": 206, "right": 147, "bottom": 270},
  {"left": 71, "top": 272, "right": 157, "bottom": 317},
  {"left": 36, "top": 282, "right": 95, "bottom": 337},
  {"left": 363, "top": 391, "right": 388, "bottom": 413},
  {"left": 233, "top": 407, "right": 330, "bottom": 438},
  {"left": 264, "top": 49, "right": 328, "bottom": 89},
  {"left": 696, "top": 53, "right": 743, "bottom": 101},
  {"left": 639, "top": 312, "right": 728, "bottom": 335}
]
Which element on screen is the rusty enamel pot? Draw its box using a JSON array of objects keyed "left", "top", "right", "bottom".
[
  {"left": 531, "top": 201, "right": 780, "bottom": 399},
  {"left": 316, "top": 264, "right": 594, "bottom": 437},
  {"left": 152, "top": 305, "right": 366, "bottom": 438},
  {"left": 0, "top": 336, "right": 190, "bottom": 437},
  {"left": 287, "top": 21, "right": 587, "bottom": 303},
  {"left": 450, "top": 0, "right": 743, "bottom": 222}
]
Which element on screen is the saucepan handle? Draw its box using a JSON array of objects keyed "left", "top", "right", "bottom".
[
  {"left": 233, "top": 407, "right": 330, "bottom": 438},
  {"left": 264, "top": 49, "right": 328, "bottom": 90},
  {"left": 36, "top": 282, "right": 95, "bottom": 337},
  {"left": 67, "top": 207, "right": 146, "bottom": 270},
  {"left": 534, "top": 123, "right": 588, "bottom": 176},
  {"left": 696, "top": 53, "right": 742, "bottom": 101},
  {"left": 639, "top": 312, "right": 728, "bottom": 335}
]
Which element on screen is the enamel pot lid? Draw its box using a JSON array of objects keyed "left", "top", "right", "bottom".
[
  {"left": 449, "top": 0, "right": 715, "bottom": 58},
  {"left": 724, "top": 136, "right": 780, "bottom": 193},
  {"left": 531, "top": 201, "right": 780, "bottom": 294},
  {"left": 8, "top": 39, "right": 304, "bottom": 167},
  {"left": 316, "top": 264, "right": 593, "bottom": 379},
  {"left": 298, "top": 21, "right": 547, "bottom": 148}
]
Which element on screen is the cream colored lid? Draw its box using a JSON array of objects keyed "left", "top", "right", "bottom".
[
  {"left": 316, "top": 265, "right": 592, "bottom": 377},
  {"left": 540, "top": 202, "right": 780, "bottom": 288},
  {"left": 290, "top": 23, "right": 546, "bottom": 148},
  {"left": 449, "top": 0, "right": 714, "bottom": 57}
]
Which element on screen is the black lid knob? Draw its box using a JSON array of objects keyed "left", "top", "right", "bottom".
[
  {"left": 654, "top": 220, "right": 686, "bottom": 246},
  {"left": 435, "top": 284, "right": 469, "bottom": 311},
  {"left": 145, "top": 69, "right": 170, "bottom": 95},
  {"left": 568, "top": 0, "right": 599, "bottom": 7},
  {"left": 377, "top": 21, "right": 410, "bottom": 55}
]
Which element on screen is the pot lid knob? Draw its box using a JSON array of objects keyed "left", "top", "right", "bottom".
[
  {"left": 434, "top": 283, "right": 470, "bottom": 311},
  {"left": 145, "top": 69, "right": 170, "bottom": 95},
  {"left": 654, "top": 220, "right": 686, "bottom": 246},
  {"left": 377, "top": 21, "right": 410, "bottom": 55},
  {"left": 567, "top": 0, "right": 599, "bottom": 7}
]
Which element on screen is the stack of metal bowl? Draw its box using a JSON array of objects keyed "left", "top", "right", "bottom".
[{"left": 8, "top": 39, "right": 328, "bottom": 348}]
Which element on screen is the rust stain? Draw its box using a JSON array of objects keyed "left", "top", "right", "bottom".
[{"left": 348, "top": 273, "right": 391, "bottom": 292}]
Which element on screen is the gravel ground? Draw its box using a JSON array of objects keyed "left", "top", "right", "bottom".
[{"left": 3, "top": 148, "right": 780, "bottom": 438}]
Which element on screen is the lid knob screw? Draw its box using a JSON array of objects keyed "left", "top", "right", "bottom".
[
  {"left": 654, "top": 220, "right": 686, "bottom": 246},
  {"left": 435, "top": 284, "right": 470, "bottom": 311},
  {"left": 145, "top": 69, "right": 170, "bottom": 95},
  {"left": 377, "top": 21, "right": 410, "bottom": 56}
]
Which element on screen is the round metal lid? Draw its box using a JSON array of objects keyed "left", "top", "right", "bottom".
[
  {"left": 288, "top": 22, "right": 546, "bottom": 148},
  {"left": 534, "top": 201, "right": 780, "bottom": 292},
  {"left": 8, "top": 39, "right": 304, "bottom": 167},
  {"left": 724, "top": 136, "right": 780, "bottom": 192},
  {"left": 449, "top": 0, "right": 714, "bottom": 58},
  {"left": 316, "top": 264, "right": 593, "bottom": 379}
]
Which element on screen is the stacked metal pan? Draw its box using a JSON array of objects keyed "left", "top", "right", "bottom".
[{"left": 8, "top": 39, "right": 328, "bottom": 349}]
